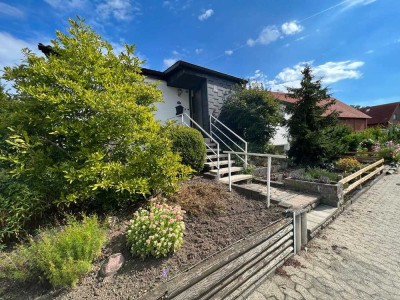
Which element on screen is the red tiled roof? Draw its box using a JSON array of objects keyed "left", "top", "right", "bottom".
[
  {"left": 270, "top": 91, "right": 371, "bottom": 119},
  {"left": 359, "top": 102, "right": 400, "bottom": 125}
]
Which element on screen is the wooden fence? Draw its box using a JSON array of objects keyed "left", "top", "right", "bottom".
[
  {"left": 143, "top": 217, "right": 297, "bottom": 300},
  {"left": 339, "top": 158, "right": 385, "bottom": 195}
]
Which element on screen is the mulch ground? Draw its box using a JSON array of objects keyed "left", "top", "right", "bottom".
[{"left": 0, "top": 177, "right": 285, "bottom": 300}]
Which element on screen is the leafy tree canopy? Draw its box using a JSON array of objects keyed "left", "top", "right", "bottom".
[
  {"left": 218, "top": 86, "right": 283, "bottom": 152},
  {"left": 0, "top": 18, "right": 190, "bottom": 241}
]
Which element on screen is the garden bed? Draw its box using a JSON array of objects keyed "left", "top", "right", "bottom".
[{"left": 0, "top": 177, "right": 284, "bottom": 300}]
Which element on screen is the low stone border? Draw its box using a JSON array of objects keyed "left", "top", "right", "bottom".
[
  {"left": 283, "top": 178, "right": 343, "bottom": 207},
  {"left": 142, "top": 218, "right": 295, "bottom": 300},
  {"left": 307, "top": 169, "right": 387, "bottom": 239}
]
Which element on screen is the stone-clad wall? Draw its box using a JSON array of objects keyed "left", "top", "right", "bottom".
[{"left": 205, "top": 76, "right": 237, "bottom": 118}]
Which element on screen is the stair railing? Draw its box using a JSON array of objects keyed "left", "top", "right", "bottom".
[
  {"left": 210, "top": 115, "right": 248, "bottom": 167},
  {"left": 180, "top": 113, "right": 220, "bottom": 178},
  {"left": 224, "top": 151, "right": 287, "bottom": 207}
]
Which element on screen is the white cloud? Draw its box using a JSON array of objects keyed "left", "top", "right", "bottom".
[
  {"left": 366, "top": 49, "right": 374, "bottom": 54},
  {"left": 163, "top": 58, "right": 177, "bottom": 68},
  {"left": 281, "top": 20, "right": 303, "bottom": 35},
  {"left": 0, "top": 32, "right": 40, "bottom": 71},
  {"left": 0, "top": 2, "right": 24, "bottom": 17},
  {"left": 225, "top": 49, "right": 233, "bottom": 55},
  {"left": 247, "top": 25, "right": 281, "bottom": 47},
  {"left": 198, "top": 9, "right": 214, "bottom": 21},
  {"left": 249, "top": 60, "right": 365, "bottom": 92},
  {"left": 96, "top": 0, "right": 141, "bottom": 21},
  {"left": 44, "top": 0, "right": 87, "bottom": 10},
  {"left": 163, "top": 0, "right": 192, "bottom": 11},
  {"left": 195, "top": 48, "right": 203, "bottom": 54},
  {"left": 0, "top": 32, "right": 44, "bottom": 92},
  {"left": 342, "top": 0, "right": 376, "bottom": 9}
]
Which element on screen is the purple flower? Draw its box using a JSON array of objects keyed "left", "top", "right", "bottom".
[{"left": 161, "top": 267, "right": 169, "bottom": 278}]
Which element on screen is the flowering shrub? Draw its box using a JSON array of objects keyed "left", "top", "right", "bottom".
[
  {"left": 377, "top": 141, "right": 400, "bottom": 162},
  {"left": 336, "top": 158, "right": 361, "bottom": 172},
  {"left": 127, "top": 202, "right": 185, "bottom": 258}
]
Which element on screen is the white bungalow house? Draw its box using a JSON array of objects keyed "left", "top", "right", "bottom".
[
  {"left": 142, "top": 60, "right": 245, "bottom": 130},
  {"left": 142, "top": 61, "right": 252, "bottom": 183}
]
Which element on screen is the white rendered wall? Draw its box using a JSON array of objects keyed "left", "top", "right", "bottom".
[
  {"left": 270, "top": 106, "right": 290, "bottom": 150},
  {"left": 145, "top": 77, "right": 190, "bottom": 123}
]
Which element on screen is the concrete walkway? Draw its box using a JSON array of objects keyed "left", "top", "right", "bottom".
[
  {"left": 248, "top": 173, "right": 400, "bottom": 300},
  {"left": 241, "top": 183, "right": 320, "bottom": 210}
]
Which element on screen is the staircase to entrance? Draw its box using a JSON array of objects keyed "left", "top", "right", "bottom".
[{"left": 179, "top": 113, "right": 252, "bottom": 184}]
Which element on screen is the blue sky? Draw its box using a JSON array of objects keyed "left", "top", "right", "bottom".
[{"left": 0, "top": 0, "right": 399, "bottom": 106}]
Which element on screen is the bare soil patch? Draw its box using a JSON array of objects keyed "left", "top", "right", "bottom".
[{"left": 1, "top": 177, "right": 284, "bottom": 300}]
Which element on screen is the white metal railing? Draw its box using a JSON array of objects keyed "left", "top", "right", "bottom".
[
  {"left": 210, "top": 115, "right": 248, "bottom": 167},
  {"left": 224, "top": 151, "right": 287, "bottom": 207},
  {"left": 180, "top": 113, "right": 220, "bottom": 178}
]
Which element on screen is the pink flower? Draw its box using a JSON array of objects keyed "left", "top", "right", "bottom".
[
  {"left": 176, "top": 215, "right": 183, "bottom": 221},
  {"left": 169, "top": 219, "right": 174, "bottom": 224},
  {"left": 149, "top": 213, "right": 154, "bottom": 220}
]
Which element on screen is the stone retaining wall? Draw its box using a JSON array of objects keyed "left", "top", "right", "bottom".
[{"left": 284, "top": 178, "right": 344, "bottom": 207}]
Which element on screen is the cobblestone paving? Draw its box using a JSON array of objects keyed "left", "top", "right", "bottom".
[{"left": 249, "top": 173, "right": 400, "bottom": 300}]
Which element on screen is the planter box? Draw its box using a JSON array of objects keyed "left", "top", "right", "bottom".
[
  {"left": 142, "top": 218, "right": 294, "bottom": 300},
  {"left": 284, "top": 178, "right": 344, "bottom": 207}
]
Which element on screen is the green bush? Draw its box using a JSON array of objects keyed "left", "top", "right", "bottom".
[
  {"left": 0, "top": 19, "right": 190, "bottom": 241},
  {"left": 219, "top": 86, "right": 282, "bottom": 152},
  {"left": 127, "top": 202, "right": 185, "bottom": 258},
  {"left": 167, "top": 125, "right": 206, "bottom": 172},
  {"left": 305, "top": 168, "right": 339, "bottom": 183},
  {"left": 0, "top": 170, "right": 45, "bottom": 242},
  {"left": 0, "top": 215, "right": 106, "bottom": 287},
  {"left": 335, "top": 157, "right": 361, "bottom": 172},
  {"left": 291, "top": 168, "right": 339, "bottom": 183}
]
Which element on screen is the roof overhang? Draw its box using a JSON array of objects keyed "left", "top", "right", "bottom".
[{"left": 141, "top": 60, "right": 246, "bottom": 90}]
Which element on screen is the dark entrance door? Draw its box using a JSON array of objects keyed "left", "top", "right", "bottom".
[{"left": 191, "top": 86, "right": 204, "bottom": 129}]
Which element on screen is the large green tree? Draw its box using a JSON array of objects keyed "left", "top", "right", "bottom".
[
  {"left": 286, "top": 66, "right": 341, "bottom": 166},
  {"left": 0, "top": 18, "right": 190, "bottom": 241},
  {"left": 218, "top": 86, "right": 282, "bottom": 152}
]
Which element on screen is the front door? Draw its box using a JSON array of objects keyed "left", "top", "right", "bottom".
[{"left": 191, "top": 87, "right": 204, "bottom": 129}]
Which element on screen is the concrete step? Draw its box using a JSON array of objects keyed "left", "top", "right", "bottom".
[
  {"left": 219, "top": 174, "right": 253, "bottom": 184},
  {"left": 204, "top": 160, "right": 232, "bottom": 168},
  {"left": 307, "top": 205, "right": 338, "bottom": 234},
  {"left": 207, "top": 154, "right": 228, "bottom": 160},
  {"left": 206, "top": 148, "right": 219, "bottom": 153},
  {"left": 206, "top": 142, "right": 217, "bottom": 148},
  {"left": 210, "top": 166, "right": 243, "bottom": 175}
]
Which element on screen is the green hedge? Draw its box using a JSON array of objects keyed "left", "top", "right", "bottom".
[{"left": 168, "top": 125, "right": 206, "bottom": 172}]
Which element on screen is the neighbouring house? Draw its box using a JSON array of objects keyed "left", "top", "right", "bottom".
[
  {"left": 359, "top": 102, "right": 400, "bottom": 127},
  {"left": 270, "top": 92, "right": 371, "bottom": 150},
  {"left": 142, "top": 60, "right": 245, "bottom": 131}
]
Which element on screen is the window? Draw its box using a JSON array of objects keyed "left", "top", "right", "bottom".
[{"left": 394, "top": 113, "right": 398, "bottom": 120}]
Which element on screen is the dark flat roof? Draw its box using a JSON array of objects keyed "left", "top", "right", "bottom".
[{"left": 142, "top": 60, "right": 246, "bottom": 84}]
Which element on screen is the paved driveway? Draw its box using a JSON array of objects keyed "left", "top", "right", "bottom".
[{"left": 249, "top": 173, "right": 400, "bottom": 300}]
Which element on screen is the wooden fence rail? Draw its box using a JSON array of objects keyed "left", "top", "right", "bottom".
[
  {"left": 143, "top": 218, "right": 296, "bottom": 300},
  {"left": 339, "top": 158, "right": 384, "bottom": 195}
]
